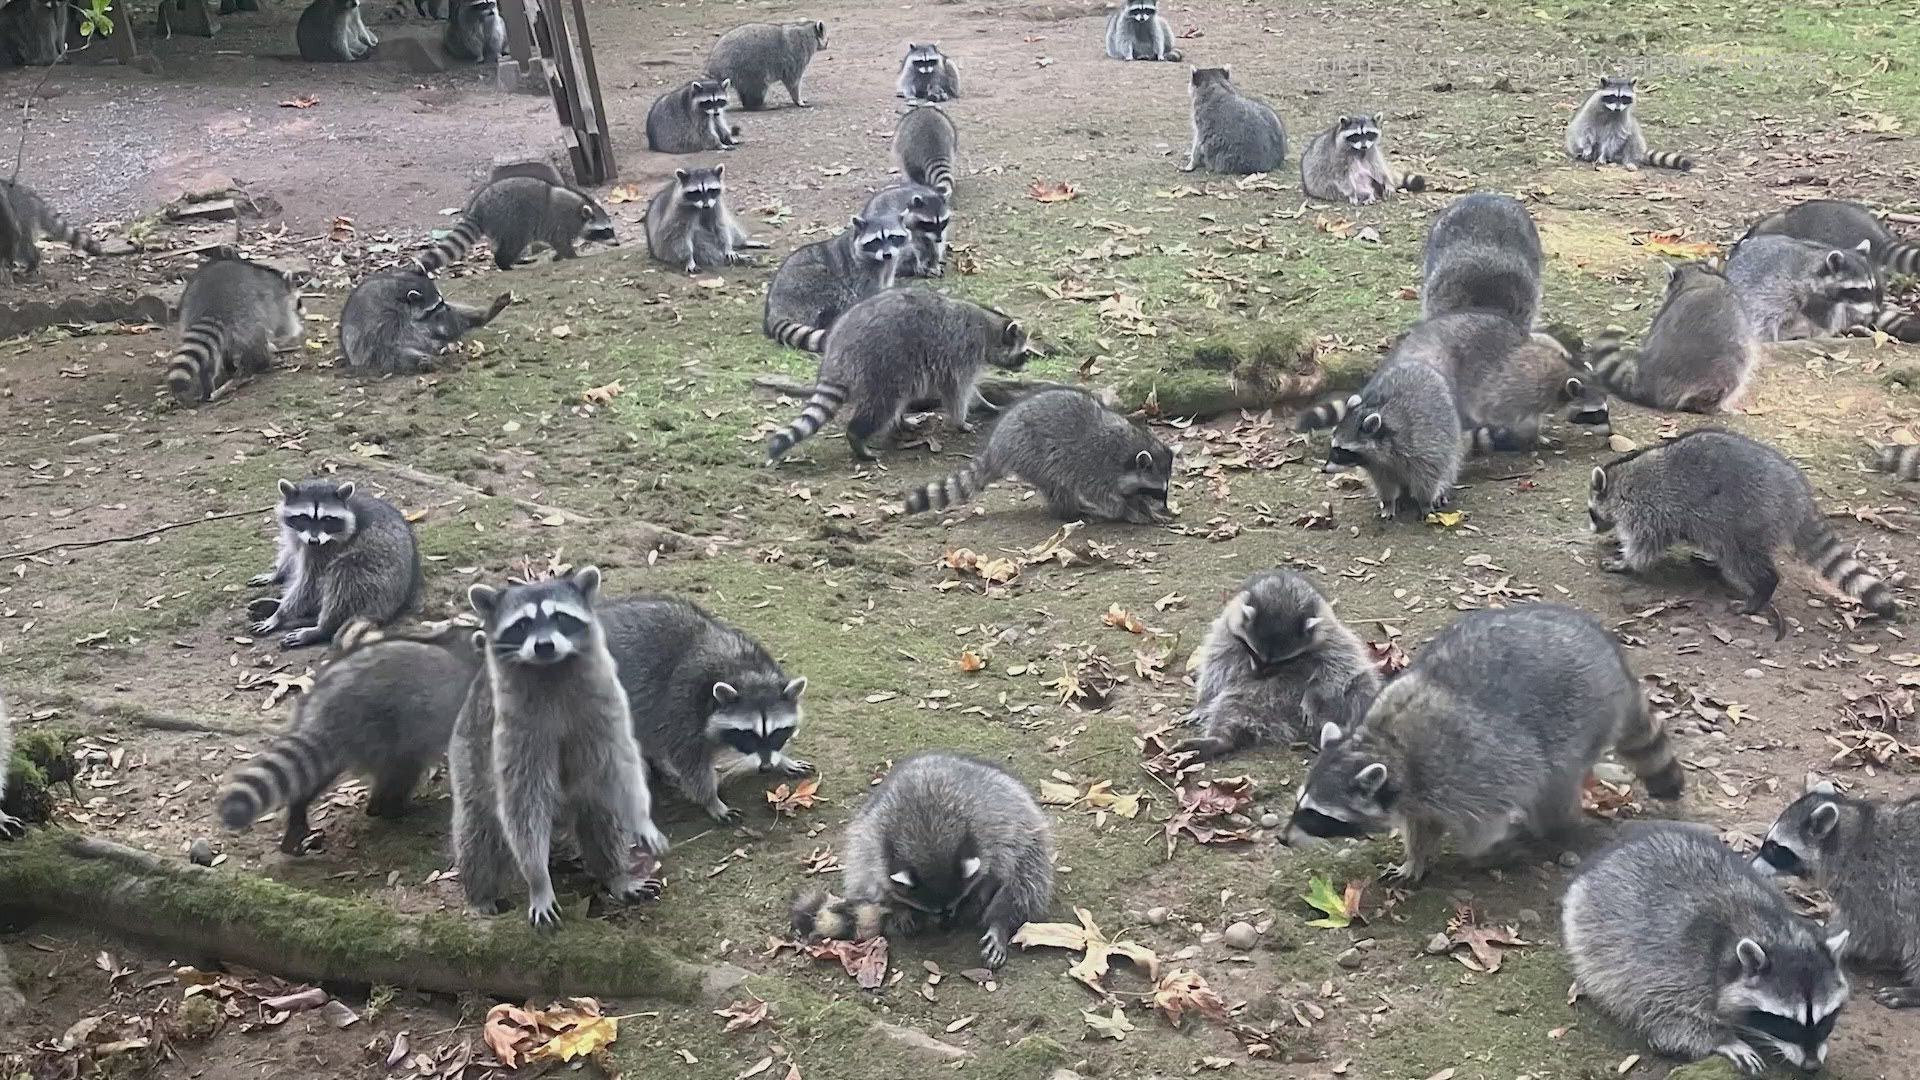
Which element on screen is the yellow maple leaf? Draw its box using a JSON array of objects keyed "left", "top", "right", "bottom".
[{"left": 532, "top": 1014, "right": 618, "bottom": 1061}]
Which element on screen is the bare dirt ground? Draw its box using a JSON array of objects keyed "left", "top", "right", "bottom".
[{"left": 6, "top": 0, "right": 1920, "bottom": 1078}]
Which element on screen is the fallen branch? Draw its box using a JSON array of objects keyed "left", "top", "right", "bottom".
[
  {"left": 2, "top": 506, "right": 270, "bottom": 562},
  {"left": 17, "top": 690, "right": 253, "bottom": 735}
]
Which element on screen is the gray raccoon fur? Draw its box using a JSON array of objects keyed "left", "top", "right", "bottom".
[
  {"left": 1587, "top": 261, "right": 1762, "bottom": 413},
  {"left": 646, "top": 78, "right": 740, "bottom": 154},
  {"left": 339, "top": 269, "right": 512, "bottom": 373},
  {"left": 1565, "top": 822, "right": 1850, "bottom": 1074},
  {"left": 896, "top": 42, "right": 960, "bottom": 101},
  {"left": 164, "top": 255, "right": 306, "bottom": 404},
  {"left": 761, "top": 215, "right": 905, "bottom": 351},
  {"left": 893, "top": 102, "right": 958, "bottom": 197},
  {"left": 705, "top": 20, "right": 825, "bottom": 110},
  {"left": 452, "top": 568, "right": 668, "bottom": 927},
  {"left": 1756, "top": 776, "right": 1920, "bottom": 1009},
  {"left": 1285, "top": 604, "right": 1684, "bottom": 883},
  {"left": 0, "top": 178, "right": 105, "bottom": 280},
  {"left": 1725, "top": 234, "right": 1881, "bottom": 341},
  {"left": 0, "top": 193, "right": 17, "bottom": 284},
  {"left": 1744, "top": 199, "right": 1920, "bottom": 275},
  {"left": 1104, "top": 0, "right": 1180, "bottom": 62},
  {"left": 901, "top": 388, "right": 1173, "bottom": 523},
  {"left": 413, "top": 176, "right": 618, "bottom": 273},
  {"left": 1171, "top": 571, "right": 1380, "bottom": 761},
  {"left": 597, "top": 596, "right": 812, "bottom": 824},
  {"left": 248, "top": 479, "right": 422, "bottom": 649},
  {"left": 0, "top": 0, "right": 68, "bottom": 66},
  {"left": 1872, "top": 444, "right": 1920, "bottom": 482},
  {"left": 216, "top": 621, "right": 480, "bottom": 853},
  {"left": 645, "top": 165, "right": 766, "bottom": 274},
  {"left": 859, "top": 183, "right": 950, "bottom": 278},
  {"left": 1183, "top": 67, "right": 1287, "bottom": 175},
  {"left": 0, "top": 692, "right": 19, "bottom": 839},
  {"left": 766, "top": 289, "right": 1029, "bottom": 463},
  {"left": 1422, "top": 192, "right": 1544, "bottom": 328},
  {"left": 444, "top": 0, "right": 504, "bottom": 64},
  {"left": 296, "top": 0, "right": 376, "bottom": 62},
  {"left": 1316, "top": 356, "right": 1463, "bottom": 520},
  {"left": 1300, "top": 115, "right": 1425, "bottom": 205},
  {"left": 790, "top": 752, "right": 1053, "bottom": 968},
  {"left": 1382, "top": 311, "right": 1611, "bottom": 451},
  {"left": 1590, "top": 428, "right": 1896, "bottom": 638},
  {"left": 1565, "top": 76, "right": 1694, "bottom": 170}
]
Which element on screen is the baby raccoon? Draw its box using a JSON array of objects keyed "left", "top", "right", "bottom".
[
  {"left": 413, "top": 176, "right": 618, "bottom": 273},
  {"left": 791, "top": 752, "right": 1053, "bottom": 968},
  {"left": 1565, "top": 76, "right": 1694, "bottom": 170},
  {"left": 762, "top": 216, "right": 906, "bottom": 351},
  {"left": 1285, "top": 604, "right": 1683, "bottom": 883},
  {"left": 1172, "top": 571, "right": 1380, "bottom": 761},
  {"left": 296, "top": 0, "right": 375, "bottom": 62},
  {"left": 1300, "top": 115, "right": 1425, "bottom": 205},
  {"left": 1183, "top": 67, "right": 1288, "bottom": 175},
  {"left": 1566, "top": 822, "right": 1850, "bottom": 1074},
  {"left": 249, "top": 479, "right": 422, "bottom": 649},
  {"left": 645, "top": 165, "right": 766, "bottom": 274},
  {"left": 338, "top": 269, "right": 512, "bottom": 373},
  {"left": 164, "top": 254, "right": 306, "bottom": 404},
  {"left": 1587, "top": 261, "right": 1762, "bottom": 413},
  {"left": 1422, "top": 191, "right": 1544, "bottom": 328},
  {"left": 859, "top": 184, "right": 950, "bottom": 278},
  {"left": 646, "top": 78, "right": 740, "bottom": 154},
  {"left": 1104, "top": 0, "right": 1180, "bottom": 62},
  {"left": 901, "top": 388, "right": 1174, "bottom": 523},
  {"left": 0, "top": 179, "right": 105, "bottom": 279},
  {"left": 893, "top": 102, "right": 958, "bottom": 197},
  {"left": 444, "top": 0, "right": 504, "bottom": 63},
  {"left": 1725, "top": 234, "right": 1881, "bottom": 341},
  {"left": 705, "top": 20, "right": 826, "bottom": 110},
  {"left": 896, "top": 42, "right": 960, "bottom": 102},
  {"left": 1313, "top": 358, "right": 1463, "bottom": 521},
  {"left": 767, "top": 289, "right": 1029, "bottom": 464}
]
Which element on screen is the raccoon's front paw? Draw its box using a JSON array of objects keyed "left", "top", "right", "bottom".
[
  {"left": 1599, "top": 555, "right": 1631, "bottom": 574},
  {"left": 1384, "top": 859, "right": 1428, "bottom": 884},
  {"left": 247, "top": 572, "right": 278, "bottom": 588},
  {"left": 775, "top": 756, "right": 815, "bottom": 777},
  {"left": 1714, "top": 1040, "right": 1768, "bottom": 1075},
  {"left": 684, "top": 258, "right": 700, "bottom": 274},
  {"left": 705, "top": 800, "right": 743, "bottom": 824},
  {"left": 952, "top": 419, "right": 977, "bottom": 434},
  {"left": 279, "top": 626, "right": 325, "bottom": 649},
  {"left": 636, "top": 822, "right": 671, "bottom": 855},
  {"left": 0, "top": 809, "right": 24, "bottom": 840},
  {"left": 250, "top": 616, "right": 282, "bottom": 637},
  {"left": 979, "top": 928, "right": 1009, "bottom": 969},
  {"left": 1169, "top": 736, "right": 1224, "bottom": 761},
  {"left": 614, "top": 876, "right": 664, "bottom": 904},
  {"left": 1375, "top": 502, "right": 1398, "bottom": 521},
  {"left": 1873, "top": 986, "right": 1920, "bottom": 1009},
  {"left": 527, "top": 896, "right": 562, "bottom": 931}
]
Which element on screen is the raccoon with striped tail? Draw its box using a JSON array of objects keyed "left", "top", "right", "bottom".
[
  {"left": 216, "top": 620, "right": 480, "bottom": 854},
  {"left": 1104, "top": 0, "right": 1180, "bottom": 61},
  {"left": 896, "top": 42, "right": 960, "bottom": 102},
  {"left": 894, "top": 102, "right": 958, "bottom": 197},
  {"left": 164, "top": 254, "right": 306, "bottom": 404},
  {"left": 1183, "top": 67, "right": 1287, "bottom": 175},
  {"left": 1589, "top": 429, "right": 1897, "bottom": 639},
  {"left": 0, "top": 693, "right": 21, "bottom": 840},
  {"left": 860, "top": 183, "right": 950, "bottom": 278},
  {"left": 1369, "top": 311, "right": 1611, "bottom": 451},
  {"left": 247, "top": 479, "right": 422, "bottom": 649},
  {"left": 1300, "top": 115, "right": 1425, "bottom": 205},
  {"left": 412, "top": 175, "right": 618, "bottom": 273},
  {"left": 1565, "top": 76, "right": 1695, "bottom": 170},
  {"left": 338, "top": 269, "right": 512, "bottom": 373},
  {"left": 903, "top": 388, "right": 1173, "bottom": 523},
  {"left": 646, "top": 166, "right": 766, "bottom": 274},
  {"left": 1421, "top": 192, "right": 1544, "bottom": 328},
  {"left": 1172, "top": 571, "right": 1380, "bottom": 762},
  {"left": 1871, "top": 444, "right": 1920, "bottom": 482},
  {"left": 790, "top": 752, "right": 1054, "bottom": 968},
  {"left": 1585, "top": 261, "right": 1762, "bottom": 414},
  {"left": 1744, "top": 199, "right": 1920, "bottom": 342},
  {"left": 1299, "top": 344, "right": 1463, "bottom": 520},
  {"left": 766, "top": 289, "right": 1029, "bottom": 464},
  {"left": 1725, "top": 234, "right": 1882, "bottom": 341},
  {"left": 0, "top": 179, "right": 106, "bottom": 279},
  {"left": 1284, "top": 604, "right": 1684, "bottom": 883},
  {"left": 762, "top": 216, "right": 906, "bottom": 352}
]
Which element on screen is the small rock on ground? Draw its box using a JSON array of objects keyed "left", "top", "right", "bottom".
[{"left": 1222, "top": 921, "right": 1259, "bottom": 950}]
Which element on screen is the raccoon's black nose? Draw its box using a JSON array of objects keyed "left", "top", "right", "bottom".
[{"left": 533, "top": 639, "right": 556, "bottom": 659}]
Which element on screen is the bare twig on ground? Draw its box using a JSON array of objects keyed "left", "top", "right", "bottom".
[{"left": 2, "top": 506, "right": 272, "bottom": 562}]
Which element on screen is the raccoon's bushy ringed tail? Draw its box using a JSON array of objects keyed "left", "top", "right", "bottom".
[
  {"left": 1642, "top": 150, "right": 1694, "bottom": 172},
  {"left": 1397, "top": 174, "right": 1428, "bottom": 193},
  {"left": 790, "top": 889, "right": 889, "bottom": 940},
  {"left": 924, "top": 160, "right": 955, "bottom": 196},
  {"left": 1586, "top": 330, "right": 1640, "bottom": 394},
  {"left": 1874, "top": 444, "right": 1920, "bottom": 482},
  {"left": 1873, "top": 307, "right": 1920, "bottom": 344},
  {"left": 165, "top": 321, "right": 230, "bottom": 402},
  {"left": 1795, "top": 516, "right": 1896, "bottom": 617},
  {"left": 1612, "top": 701, "right": 1685, "bottom": 800},
  {"left": 217, "top": 729, "right": 340, "bottom": 830},
  {"left": 1296, "top": 394, "right": 1358, "bottom": 432},
  {"left": 768, "top": 319, "right": 829, "bottom": 352},
  {"left": 413, "top": 219, "right": 484, "bottom": 274},
  {"left": 766, "top": 384, "right": 847, "bottom": 461},
  {"left": 904, "top": 457, "right": 1002, "bottom": 514},
  {"left": 1886, "top": 240, "right": 1920, "bottom": 276}
]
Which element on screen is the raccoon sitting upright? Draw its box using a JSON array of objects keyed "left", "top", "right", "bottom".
[
  {"left": 296, "top": 0, "right": 376, "bottom": 62},
  {"left": 1421, "top": 192, "right": 1544, "bottom": 328},
  {"left": 761, "top": 216, "right": 905, "bottom": 351},
  {"left": 791, "top": 752, "right": 1053, "bottom": 968},
  {"left": 1183, "top": 67, "right": 1287, "bottom": 175},
  {"left": 413, "top": 175, "right": 618, "bottom": 273},
  {"left": 1725, "top": 235, "right": 1882, "bottom": 341},
  {"left": 339, "top": 269, "right": 512, "bottom": 373},
  {"left": 1308, "top": 357, "right": 1462, "bottom": 521},
  {"left": 893, "top": 102, "right": 958, "bottom": 197},
  {"left": 1756, "top": 776, "right": 1920, "bottom": 1009},
  {"left": 1300, "top": 115, "right": 1425, "bottom": 205},
  {"left": 1172, "top": 571, "right": 1379, "bottom": 762},
  {"left": 164, "top": 254, "right": 306, "bottom": 404},
  {"left": 444, "top": 0, "right": 504, "bottom": 63},
  {"left": 766, "top": 289, "right": 1028, "bottom": 464},
  {"left": 1565, "top": 76, "right": 1694, "bottom": 170},
  {"left": 902, "top": 388, "right": 1174, "bottom": 523},
  {"left": 598, "top": 596, "right": 812, "bottom": 824},
  {"left": 859, "top": 184, "right": 950, "bottom": 278},
  {"left": 1566, "top": 822, "right": 1851, "bottom": 1074},
  {"left": 896, "top": 42, "right": 960, "bottom": 101},
  {"left": 1589, "top": 428, "right": 1897, "bottom": 638},
  {"left": 1285, "top": 604, "right": 1683, "bottom": 882},
  {"left": 0, "top": 179, "right": 105, "bottom": 279},
  {"left": 705, "top": 20, "right": 826, "bottom": 110},
  {"left": 1587, "top": 261, "right": 1762, "bottom": 413},
  {"left": 645, "top": 166, "right": 766, "bottom": 274},
  {"left": 248, "top": 479, "right": 422, "bottom": 649},
  {"left": 1104, "top": 0, "right": 1180, "bottom": 62},
  {"left": 645, "top": 78, "right": 740, "bottom": 154}
]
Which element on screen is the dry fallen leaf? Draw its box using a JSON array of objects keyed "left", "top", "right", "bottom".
[
  {"left": 279, "top": 95, "right": 319, "bottom": 109},
  {"left": 606, "top": 183, "right": 647, "bottom": 204},
  {"left": 1631, "top": 231, "right": 1718, "bottom": 259},
  {"left": 1153, "top": 969, "right": 1230, "bottom": 1028},
  {"left": 1443, "top": 905, "right": 1534, "bottom": 973},
  {"left": 802, "top": 936, "right": 889, "bottom": 989},
  {"left": 957, "top": 649, "right": 987, "bottom": 673},
  {"left": 582, "top": 381, "right": 624, "bottom": 405},
  {"left": 1102, "top": 604, "right": 1147, "bottom": 634},
  {"left": 1028, "top": 179, "right": 1080, "bottom": 203},
  {"left": 715, "top": 999, "right": 770, "bottom": 1034},
  {"left": 1013, "top": 907, "right": 1159, "bottom": 994},
  {"left": 1082, "top": 1006, "right": 1134, "bottom": 1040},
  {"left": 766, "top": 777, "right": 821, "bottom": 816}
]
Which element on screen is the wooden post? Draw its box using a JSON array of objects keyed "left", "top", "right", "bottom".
[{"left": 491, "top": 0, "right": 614, "bottom": 185}]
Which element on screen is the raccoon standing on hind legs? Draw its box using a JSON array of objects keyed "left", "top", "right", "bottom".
[
  {"left": 1300, "top": 115, "right": 1426, "bottom": 205},
  {"left": 1565, "top": 76, "right": 1695, "bottom": 170}
]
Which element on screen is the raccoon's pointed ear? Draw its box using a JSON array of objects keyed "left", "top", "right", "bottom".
[
  {"left": 571, "top": 564, "right": 601, "bottom": 600},
  {"left": 1359, "top": 412, "right": 1384, "bottom": 435},
  {"left": 1825, "top": 929, "right": 1851, "bottom": 958},
  {"left": 889, "top": 869, "right": 915, "bottom": 887},
  {"left": 674, "top": 168, "right": 689, "bottom": 183},
  {"left": 850, "top": 214, "right": 867, "bottom": 232},
  {"left": 1826, "top": 250, "right": 1849, "bottom": 272},
  {"left": 960, "top": 855, "right": 982, "bottom": 878},
  {"left": 1809, "top": 801, "right": 1841, "bottom": 838},
  {"left": 909, "top": 194, "right": 926, "bottom": 210},
  {"left": 1002, "top": 320, "right": 1024, "bottom": 347},
  {"left": 713, "top": 163, "right": 726, "bottom": 179},
  {"left": 1663, "top": 261, "right": 1681, "bottom": 282},
  {"left": 1735, "top": 937, "right": 1770, "bottom": 976},
  {"left": 712, "top": 681, "right": 740, "bottom": 705},
  {"left": 782, "top": 676, "right": 808, "bottom": 701},
  {"left": 278, "top": 478, "right": 296, "bottom": 498},
  {"left": 467, "top": 583, "right": 499, "bottom": 618},
  {"left": 1565, "top": 376, "right": 1585, "bottom": 398},
  {"left": 1134, "top": 449, "right": 1154, "bottom": 471},
  {"left": 470, "top": 629, "right": 487, "bottom": 651},
  {"left": 1590, "top": 467, "right": 1608, "bottom": 495},
  {"left": 1319, "top": 721, "right": 1343, "bottom": 747},
  {"left": 1804, "top": 772, "right": 1837, "bottom": 796},
  {"left": 1337, "top": 115, "right": 1350, "bottom": 126},
  {"left": 1353, "top": 762, "right": 1388, "bottom": 795},
  {"left": 1345, "top": 393, "right": 1362, "bottom": 408},
  {"left": 1855, "top": 239, "right": 1874, "bottom": 255},
  {"left": 335, "top": 481, "right": 356, "bottom": 500},
  {"left": 719, "top": 77, "right": 732, "bottom": 91},
  {"left": 1303, "top": 615, "right": 1323, "bottom": 633}
]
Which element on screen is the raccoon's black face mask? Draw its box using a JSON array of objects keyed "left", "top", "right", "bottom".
[{"left": 1754, "top": 839, "right": 1809, "bottom": 878}]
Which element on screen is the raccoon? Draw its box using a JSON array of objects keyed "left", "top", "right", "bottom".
[
  {"left": 901, "top": 388, "right": 1174, "bottom": 523},
  {"left": 790, "top": 752, "right": 1053, "bottom": 968},
  {"left": 598, "top": 596, "right": 811, "bottom": 824},
  {"left": 0, "top": 693, "right": 20, "bottom": 840},
  {"left": 1725, "top": 234, "right": 1882, "bottom": 341},
  {"left": 0, "top": 0, "right": 69, "bottom": 66},
  {"left": 896, "top": 42, "right": 960, "bottom": 101},
  {"left": 339, "top": 269, "right": 512, "bottom": 373},
  {"left": 452, "top": 568, "right": 668, "bottom": 927},
  {"left": 1565, "top": 76, "right": 1694, "bottom": 170},
  {"left": 645, "top": 166, "right": 766, "bottom": 274},
  {"left": 413, "top": 176, "right": 618, "bottom": 273},
  {"left": 761, "top": 216, "right": 906, "bottom": 352},
  {"left": 705, "top": 20, "right": 826, "bottom": 110},
  {"left": 248, "top": 479, "right": 422, "bottom": 650},
  {"left": 1171, "top": 571, "right": 1380, "bottom": 761},
  {"left": 1183, "top": 67, "right": 1288, "bottom": 175},
  {"left": 1312, "top": 357, "right": 1463, "bottom": 520},
  {"left": 1300, "top": 115, "right": 1426, "bottom": 205},
  {"left": 296, "top": 0, "right": 376, "bottom": 62},
  {"left": 767, "top": 289, "right": 1029, "bottom": 464},
  {"left": 0, "top": 178, "right": 106, "bottom": 279},
  {"left": 1372, "top": 312, "right": 1610, "bottom": 451},
  {"left": 443, "top": 0, "right": 504, "bottom": 64},
  {"left": 1756, "top": 777, "right": 1920, "bottom": 1009},
  {"left": 163, "top": 255, "right": 306, "bottom": 404},
  {"left": 1566, "top": 822, "right": 1851, "bottom": 1074},
  {"left": 1872, "top": 444, "right": 1920, "bottom": 482},
  {"left": 1589, "top": 428, "right": 1897, "bottom": 639},
  {"left": 216, "top": 621, "right": 480, "bottom": 853},
  {"left": 893, "top": 102, "right": 958, "bottom": 197},
  {"left": 1586, "top": 261, "right": 1762, "bottom": 413},
  {"left": 1284, "top": 604, "right": 1683, "bottom": 883},
  {"left": 1745, "top": 198, "right": 1920, "bottom": 277},
  {"left": 1421, "top": 192, "right": 1544, "bottom": 328},
  {"left": 859, "top": 184, "right": 950, "bottom": 278},
  {"left": 1104, "top": 0, "right": 1181, "bottom": 62},
  {"left": 645, "top": 78, "right": 740, "bottom": 154}
]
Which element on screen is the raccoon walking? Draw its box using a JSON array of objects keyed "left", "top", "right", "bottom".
[
  {"left": 1725, "top": 234, "right": 1883, "bottom": 341},
  {"left": 1104, "top": 0, "right": 1180, "bottom": 62},
  {"left": 859, "top": 184, "right": 950, "bottom": 278},
  {"left": 1421, "top": 192, "right": 1544, "bottom": 328},
  {"left": 896, "top": 42, "right": 960, "bottom": 101},
  {"left": 705, "top": 20, "right": 826, "bottom": 110},
  {"left": 761, "top": 216, "right": 905, "bottom": 351},
  {"left": 164, "top": 255, "right": 306, "bottom": 404},
  {"left": 646, "top": 166, "right": 766, "bottom": 274},
  {"left": 1300, "top": 116, "right": 1425, "bottom": 205},
  {"left": 1183, "top": 67, "right": 1287, "bottom": 175},
  {"left": 790, "top": 752, "right": 1053, "bottom": 968},
  {"left": 901, "top": 388, "right": 1174, "bottom": 523},
  {"left": 1172, "top": 572, "right": 1380, "bottom": 761},
  {"left": 1308, "top": 356, "right": 1462, "bottom": 520},
  {"left": 452, "top": 568, "right": 668, "bottom": 927},
  {"left": 338, "top": 269, "right": 512, "bottom": 373},
  {"left": 1565, "top": 76, "right": 1694, "bottom": 170},
  {"left": 248, "top": 479, "right": 422, "bottom": 649},
  {"left": 443, "top": 0, "right": 504, "bottom": 63},
  {"left": 766, "top": 290, "right": 1029, "bottom": 463},
  {"left": 1566, "top": 822, "right": 1850, "bottom": 1074},
  {"left": 893, "top": 102, "right": 958, "bottom": 197},
  {"left": 0, "top": 693, "right": 21, "bottom": 840},
  {"left": 1586, "top": 261, "right": 1762, "bottom": 413},
  {"left": 1285, "top": 605, "right": 1683, "bottom": 883},
  {"left": 413, "top": 176, "right": 618, "bottom": 273},
  {"left": 646, "top": 78, "right": 740, "bottom": 154},
  {"left": 0, "top": 179, "right": 105, "bottom": 279},
  {"left": 217, "top": 621, "right": 480, "bottom": 853},
  {"left": 296, "top": 0, "right": 376, "bottom": 61}
]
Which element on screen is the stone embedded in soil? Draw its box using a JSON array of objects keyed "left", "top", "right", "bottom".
[
  {"left": 1425, "top": 932, "right": 1451, "bottom": 955},
  {"left": 188, "top": 838, "right": 214, "bottom": 866},
  {"left": 1335, "top": 947, "right": 1363, "bottom": 969},
  {"left": 1146, "top": 907, "right": 1170, "bottom": 926},
  {"left": 1558, "top": 851, "right": 1582, "bottom": 868},
  {"left": 1222, "top": 922, "right": 1259, "bottom": 950},
  {"left": 1259, "top": 812, "right": 1281, "bottom": 828}
]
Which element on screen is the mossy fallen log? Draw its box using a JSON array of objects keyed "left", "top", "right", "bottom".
[{"left": 1113, "top": 326, "right": 1337, "bottom": 418}]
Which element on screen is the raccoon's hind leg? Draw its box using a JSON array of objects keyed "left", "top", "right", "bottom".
[
  {"left": 734, "top": 77, "right": 769, "bottom": 111},
  {"left": 453, "top": 780, "right": 514, "bottom": 916},
  {"left": 782, "top": 73, "right": 810, "bottom": 107},
  {"left": 572, "top": 796, "right": 665, "bottom": 905},
  {"left": 1872, "top": 950, "right": 1920, "bottom": 1008},
  {"left": 1387, "top": 815, "right": 1443, "bottom": 882},
  {"left": 1714, "top": 549, "right": 1785, "bottom": 640},
  {"left": 278, "top": 796, "right": 317, "bottom": 854},
  {"left": 1366, "top": 471, "right": 1405, "bottom": 521},
  {"left": 1171, "top": 698, "right": 1260, "bottom": 760},
  {"left": 845, "top": 406, "right": 901, "bottom": 463},
  {"left": 366, "top": 757, "right": 427, "bottom": 818}
]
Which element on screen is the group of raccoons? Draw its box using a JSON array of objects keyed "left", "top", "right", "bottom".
[{"left": 3, "top": 1, "right": 1920, "bottom": 1073}]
